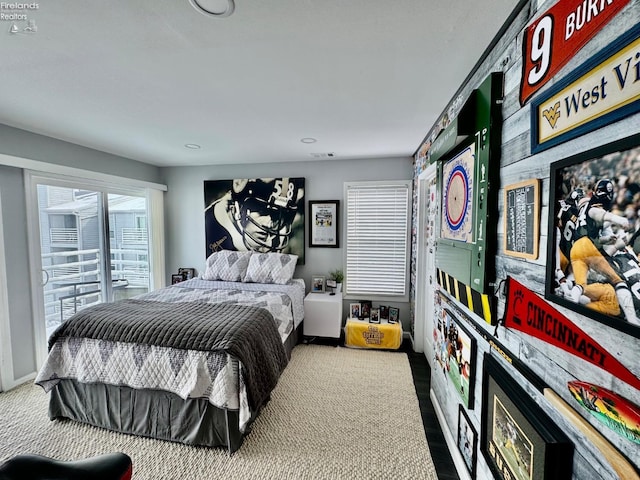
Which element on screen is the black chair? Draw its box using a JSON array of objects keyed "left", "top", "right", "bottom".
[{"left": 0, "top": 452, "right": 132, "bottom": 480}]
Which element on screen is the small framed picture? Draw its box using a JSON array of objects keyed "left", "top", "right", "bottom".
[
  {"left": 178, "top": 267, "right": 196, "bottom": 280},
  {"left": 388, "top": 307, "right": 399, "bottom": 324},
  {"left": 171, "top": 274, "right": 184, "bottom": 285},
  {"left": 309, "top": 200, "right": 340, "bottom": 247},
  {"left": 360, "top": 300, "right": 372, "bottom": 320},
  {"left": 350, "top": 303, "right": 361, "bottom": 319},
  {"left": 311, "top": 275, "right": 326, "bottom": 293},
  {"left": 379, "top": 305, "right": 389, "bottom": 321},
  {"left": 457, "top": 405, "right": 477, "bottom": 478},
  {"left": 370, "top": 308, "right": 380, "bottom": 324}
]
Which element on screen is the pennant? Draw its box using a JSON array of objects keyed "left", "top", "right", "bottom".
[{"left": 503, "top": 276, "right": 640, "bottom": 391}]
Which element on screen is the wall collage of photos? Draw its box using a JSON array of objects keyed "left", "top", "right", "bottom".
[{"left": 412, "top": 1, "right": 640, "bottom": 479}]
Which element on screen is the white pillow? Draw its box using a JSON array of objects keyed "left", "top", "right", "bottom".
[
  {"left": 243, "top": 252, "right": 298, "bottom": 284},
  {"left": 202, "top": 250, "right": 252, "bottom": 282}
]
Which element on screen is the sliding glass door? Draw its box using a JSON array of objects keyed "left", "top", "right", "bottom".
[{"left": 31, "top": 181, "right": 151, "bottom": 339}]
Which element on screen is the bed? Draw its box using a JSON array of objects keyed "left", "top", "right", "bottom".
[{"left": 35, "top": 251, "right": 305, "bottom": 453}]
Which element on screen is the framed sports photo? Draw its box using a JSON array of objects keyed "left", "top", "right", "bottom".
[
  {"left": 504, "top": 179, "right": 540, "bottom": 260},
  {"left": 458, "top": 405, "right": 477, "bottom": 479},
  {"left": 546, "top": 134, "right": 640, "bottom": 338},
  {"left": 311, "top": 275, "right": 325, "bottom": 293},
  {"left": 178, "top": 267, "right": 196, "bottom": 280},
  {"left": 379, "top": 305, "right": 389, "bottom": 321},
  {"left": 481, "top": 354, "right": 573, "bottom": 480},
  {"left": 309, "top": 200, "right": 339, "bottom": 247},
  {"left": 443, "top": 307, "right": 476, "bottom": 409},
  {"left": 388, "top": 307, "right": 399, "bottom": 324},
  {"left": 360, "top": 300, "right": 372, "bottom": 320},
  {"left": 370, "top": 308, "right": 380, "bottom": 324},
  {"left": 349, "top": 303, "right": 361, "bottom": 319}
]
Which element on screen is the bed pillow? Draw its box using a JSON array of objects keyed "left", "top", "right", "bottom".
[
  {"left": 202, "top": 250, "right": 253, "bottom": 282},
  {"left": 243, "top": 252, "right": 298, "bottom": 284}
]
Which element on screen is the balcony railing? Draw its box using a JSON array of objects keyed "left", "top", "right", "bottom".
[
  {"left": 42, "top": 248, "right": 150, "bottom": 334},
  {"left": 49, "top": 228, "right": 78, "bottom": 244},
  {"left": 121, "top": 228, "right": 147, "bottom": 245}
]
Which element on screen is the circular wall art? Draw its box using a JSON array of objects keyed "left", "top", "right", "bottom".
[{"left": 441, "top": 145, "right": 475, "bottom": 243}]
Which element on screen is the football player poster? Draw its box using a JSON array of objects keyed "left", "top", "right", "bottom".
[
  {"left": 548, "top": 135, "right": 640, "bottom": 336},
  {"left": 204, "top": 178, "right": 305, "bottom": 264}
]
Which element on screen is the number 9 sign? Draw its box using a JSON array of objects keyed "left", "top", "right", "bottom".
[{"left": 519, "top": 0, "right": 628, "bottom": 106}]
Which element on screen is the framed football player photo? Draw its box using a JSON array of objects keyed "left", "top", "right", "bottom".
[
  {"left": 481, "top": 354, "right": 573, "bottom": 480},
  {"left": 546, "top": 134, "right": 640, "bottom": 338}
]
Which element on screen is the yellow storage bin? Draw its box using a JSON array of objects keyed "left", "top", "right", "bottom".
[{"left": 344, "top": 318, "right": 402, "bottom": 350}]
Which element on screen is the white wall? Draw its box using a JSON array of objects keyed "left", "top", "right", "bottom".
[
  {"left": 160, "top": 156, "right": 414, "bottom": 328},
  {"left": 0, "top": 124, "right": 162, "bottom": 184}
]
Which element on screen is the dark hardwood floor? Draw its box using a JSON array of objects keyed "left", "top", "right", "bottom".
[{"left": 402, "top": 342, "right": 460, "bottom": 480}]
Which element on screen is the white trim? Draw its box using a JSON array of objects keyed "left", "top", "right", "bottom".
[
  {"left": 2, "top": 373, "right": 36, "bottom": 392},
  {"left": 0, "top": 153, "right": 167, "bottom": 192},
  {"left": 24, "top": 171, "right": 164, "bottom": 368},
  {"left": 413, "top": 164, "right": 437, "bottom": 356},
  {"left": 0, "top": 190, "right": 15, "bottom": 391},
  {"left": 430, "top": 387, "right": 471, "bottom": 480},
  {"left": 148, "top": 189, "right": 166, "bottom": 289},
  {"left": 24, "top": 173, "right": 48, "bottom": 368}
]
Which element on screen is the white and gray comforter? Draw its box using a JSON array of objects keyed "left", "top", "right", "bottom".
[{"left": 35, "top": 278, "right": 305, "bottom": 431}]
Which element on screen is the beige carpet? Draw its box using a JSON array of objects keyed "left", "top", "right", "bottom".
[{"left": 0, "top": 344, "right": 437, "bottom": 479}]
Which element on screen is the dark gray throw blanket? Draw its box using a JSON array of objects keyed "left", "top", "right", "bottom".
[{"left": 49, "top": 299, "right": 288, "bottom": 411}]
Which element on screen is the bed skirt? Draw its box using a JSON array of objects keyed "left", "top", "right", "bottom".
[{"left": 47, "top": 323, "right": 301, "bottom": 453}]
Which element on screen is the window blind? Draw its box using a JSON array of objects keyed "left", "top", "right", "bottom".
[{"left": 345, "top": 181, "right": 411, "bottom": 297}]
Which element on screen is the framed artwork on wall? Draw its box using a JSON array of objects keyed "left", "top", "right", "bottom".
[
  {"left": 457, "top": 405, "right": 477, "bottom": 479},
  {"left": 309, "top": 200, "right": 339, "bottom": 247},
  {"left": 443, "top": 306, "right": 476, "bottom": 409},
  {"left": 547, "top": 133, "right": 640, "bottom": 338},
  {"left": 481, "top": 354, "right": 573, "bottom": 480},
  {"left": 204, "top": 178, "right": 305, "bottom": 264},
  {"left": 504, "top": 179, "right": 540, "bottom": 259}
]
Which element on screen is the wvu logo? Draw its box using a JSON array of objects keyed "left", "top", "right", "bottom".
[{"left": 542, "top": 102, "right": 561, "bottom": 128}]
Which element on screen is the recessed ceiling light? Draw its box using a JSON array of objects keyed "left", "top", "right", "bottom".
[
  {"left": 185, "top": 143, "right": 201, "bottom": 149},
  {"left": 189, "top": 0, "right": 235, "bottom": 17},
  {"left": 300, "top": 138, "right": 317, "bottom": 144}
]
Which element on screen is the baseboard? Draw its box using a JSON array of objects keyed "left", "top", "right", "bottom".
[
  {"left": 430, "top": 388, "right": 471, "bottom": 480},
  {"left": 1, "top": 372, "right": 36, "bottom": 392}
]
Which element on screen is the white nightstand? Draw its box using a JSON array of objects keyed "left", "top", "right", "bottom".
[{"left": 303, "top": 292, "right": 343, "bottom": 339}]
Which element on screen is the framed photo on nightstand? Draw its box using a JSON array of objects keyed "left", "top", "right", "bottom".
[{"left": 311, "top": 275, "right": 325, "bottom": 293}]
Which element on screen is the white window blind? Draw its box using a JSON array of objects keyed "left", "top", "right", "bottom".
[{"left": 345, "top": 181, "right": 411, "bottom": 298}]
